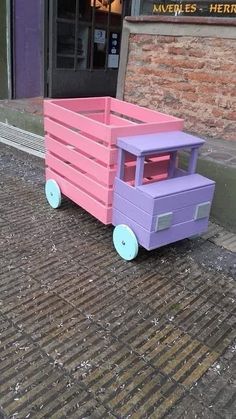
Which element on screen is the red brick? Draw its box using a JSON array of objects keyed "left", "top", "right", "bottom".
[
  {"left": 225, "top": 112, "right": 236, "bottom": 121},
  {"left": 124, "top": 32, "right": 236, "bottom": 141},
  {"left": 212, "top": 108, "right": 223, "bottom": 118},
  {"left": 181, "top": 92, "right": 200, "bottom": 102},
  {"left": 172, "top": 59, "right": 205, "bottom": 70},
  {"left": 186, "top": 49, "right": 206, "bottom": 58},
  {"left": 168, "top": 46, "right": 186, "bottom": 55},
  {"left": 188, "top": 72, "right": 233, "bottom": 84},
  {"left": 130, "top": 34, "right": 153, "bottom": 42},
  {"left": 155, "top": 36, "right": 176, "bottom": 43},
  {"left": 169, "top": 82, "right": 196, "bottom": 93}
]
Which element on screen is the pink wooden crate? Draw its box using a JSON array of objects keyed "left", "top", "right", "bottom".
[{"left": 44, "top": 97, "right": 184, "bottom": 224}]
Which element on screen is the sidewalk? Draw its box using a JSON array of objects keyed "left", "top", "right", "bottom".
[
  {"left": 0, "top": 142, "right": 235, "bottom": 418},
  {"left": 0, "top": 98, "right": 43, "bottom": 136}
]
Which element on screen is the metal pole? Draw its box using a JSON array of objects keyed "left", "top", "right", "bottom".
[
  {"left": 6, "top": 0, "right": 13, "bottom": 99},
  {"left": 74, "top": 0, "right": 79, "bottom": 71},
  {"left": 90, "top": 0, "right": 96, "bottom": 71},
  {"left": 105, "top": 0, "right": 111, "bottom": 71},
  {"left": 131, "top": 0, "right": 141, "bottom": 16}
]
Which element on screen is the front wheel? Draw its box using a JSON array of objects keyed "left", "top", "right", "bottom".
[{"left": 113, "top": 224, "right": 139, "bottom": 261}]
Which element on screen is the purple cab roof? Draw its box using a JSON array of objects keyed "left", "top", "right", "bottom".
[{"left": 117, "top": 131, "right": 205, "bottom": 156}]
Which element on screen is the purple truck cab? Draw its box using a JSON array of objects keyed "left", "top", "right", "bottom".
[{"left": 112, "top": 131, "right": 215, "bottom": 260}]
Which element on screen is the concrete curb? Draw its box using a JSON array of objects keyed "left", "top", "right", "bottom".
[
  {"left": 197, "top": 157, "right": 236, "bottom": 233},
  {"left": 0, "top": 106, "right": 43, "bottom": 136}
]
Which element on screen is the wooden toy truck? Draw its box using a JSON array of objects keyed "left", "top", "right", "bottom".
[{"left": 44, "top": 97, "right": 215, "bottom": 260}]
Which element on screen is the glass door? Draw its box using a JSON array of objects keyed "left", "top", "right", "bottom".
[{"left": 48, "top": 0, "right": 125, "bottom": 98}]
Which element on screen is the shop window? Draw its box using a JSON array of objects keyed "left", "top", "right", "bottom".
[{"left": 56, "top": 0, "right": 123, "bottom": 70}]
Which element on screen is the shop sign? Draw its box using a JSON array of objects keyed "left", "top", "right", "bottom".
[
  {"left": 108, "top": 32, "right": 120, "bottom": 68},
  {"left": 151, "top": 1, "right": 236, "bottom": 16},
  {"left": 94, "top": 29, "right": 106, "bottom": 44}
]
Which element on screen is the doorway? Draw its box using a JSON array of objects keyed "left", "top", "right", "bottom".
[
  {"left": 12, "top": 0, "right": 44, "bottom": 98},
  {"left": 47, "top": 0, "right": 129, "bottom": 98}
]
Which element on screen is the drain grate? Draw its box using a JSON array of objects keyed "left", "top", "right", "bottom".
[{"left": 0, "top": 122, "right": 44, "bottom": 158}]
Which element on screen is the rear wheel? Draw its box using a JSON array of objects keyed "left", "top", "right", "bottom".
[
  {"left": 113, "top": 224, "right": 139, "bottom": 261},
  {"left": 45, "top": 179, "right": 62, "bottom": 209}
]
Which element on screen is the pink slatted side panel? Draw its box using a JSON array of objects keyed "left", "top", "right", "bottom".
[
  {"left": 44, "top": 97, "right": 184, "bottom": 225},
  {"left": 82, "top": 112, "right": 105, "bottom": 123},
  {"left": 46, "top": 168, "right": 112, "bottom": 224},
  {"left": 46, "top": 153, "right": 113, "bottom": 205},
  {"left": 45, "top": 99, "right": 115, "bottom": 224},
  {"left": 44, "top": 100, "right": 112, "bottom": 144},
  {"left": 44, "top": 117, "right": 116, "bottom": 165},
  {"left": 45, "top": 136, "right": 116, "bottom": 186}
]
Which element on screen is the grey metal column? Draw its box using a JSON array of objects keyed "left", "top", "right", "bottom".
[
  {"left": 6, "top": 0, "right": 12, "bottom": 99},
  {"left": 131, "top": 0, "right": 141, "bottom": 16}
]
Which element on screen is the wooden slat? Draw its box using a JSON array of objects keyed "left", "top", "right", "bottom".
[
  {"left": 113, "top": 193, "right": 201, "bottom": 231},
  {"left": 105, "top": 97, "right": 111, "bottom": 125},
  {"left": 115, "top": 177, "right": 215, "bottom": 215},
  {"left": 113, "top": 208, "right": 209, "bottom": 250},
  {"left": 45, "top": 135, "right": 116, "bottom": 186},
  {"left": 138, "top": 174, "right": 214, "bottom": 198},
  {"left": 112, "top": 208, "right": 151, "bottom": 249},
  {"left": 44, "top": 118, "right": 116, "bottom": 165},
  {"left": 109, "top": 114, "right": 136, "bottom": 127},
  {"left": 152, "top": 185, "right": 215, "bottom": 215},
  {"left": 110, "top": 120, "right": 184, "bottom": 144},
  {"left": 83, "top": 112, "right": 105, "bottom": 123},
  {"left": 114, "top": 178, "right": 153, "bottom": 213},
  {"left": 46, "top": 168, "right": 112, "bottom": 225},
  {"left": 143, "top": 174, "right": 167, "bottom": 184},
  {"left": 111, "top": 97, "right": 184, "bottom": 124},
  {"left": 124, "top": 159, "right": 169, "bottom": 182},
  {"left": 46, "top": 153, "right": 113, "bottom": 205},
  {"left": 46, "top": 97, "right": 106, "bottom": 112},
  {"left": 149, "top": 218, "right": 209, "bottom": 250},
  {"left": 146, "top": 154, "right": 170, "bottom": 162},
  {"left": 44, "top": 101, "right": 112, "bottom": 143},
  {"left": 113, "top": 193, "right": 152, "bottom": 230}
]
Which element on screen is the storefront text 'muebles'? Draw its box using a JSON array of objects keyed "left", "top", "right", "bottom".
[{"left": 153, "top": 3, "right": 236, "bottom": 14}]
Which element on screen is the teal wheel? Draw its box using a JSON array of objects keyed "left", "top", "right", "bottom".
[
  {"left": 45, "top": 179, "right": 62, "bottom": 209},
  {"left": 113, "top": 224, "right": 139, "bottom": 261}
]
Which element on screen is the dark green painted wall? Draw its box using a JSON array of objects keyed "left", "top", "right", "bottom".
[
  {"left": 0, "top": 0, "right": 8, "bottom": 99},
  {"left": 197, "top": 159, "right": 236, "bottom": 233},
  {"left": 180, "top": 154, "right": 236, "bottom": 233}
]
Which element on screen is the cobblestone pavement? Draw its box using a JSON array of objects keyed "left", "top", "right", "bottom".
[{"left": 0, "top": 143, "right": 236, "bottom": 419}]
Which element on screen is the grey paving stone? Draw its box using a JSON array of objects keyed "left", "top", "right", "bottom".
[{"left": 0, "top": 142, "right": 236, "bottom": 418}]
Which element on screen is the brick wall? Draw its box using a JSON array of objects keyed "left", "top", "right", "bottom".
[{"left": 123, "top": 32, "right": 236, "bottom": 141}]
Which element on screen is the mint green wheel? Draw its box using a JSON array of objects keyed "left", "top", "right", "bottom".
[
  {"left": 45, "top": 179, "right": 61, "bottom": 209},
  {"left": 113, "top": 225, "right": 139, "bottom": 261}
]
